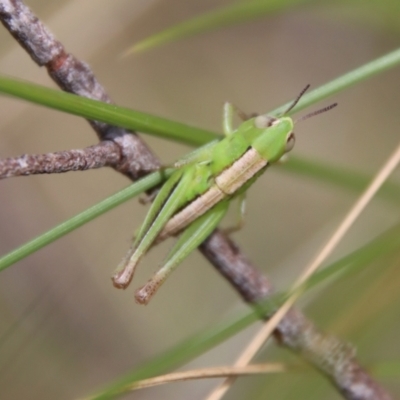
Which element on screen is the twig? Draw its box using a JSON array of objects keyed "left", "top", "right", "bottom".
[
  {"left": 0, "top": 141, "right": 120, "bottom": 178},
  {"left": 0, "top": 0, "right": 160, "bottom": 180},
  {"left": 0, "top": 1, "right": 392, "bottom": 399}
]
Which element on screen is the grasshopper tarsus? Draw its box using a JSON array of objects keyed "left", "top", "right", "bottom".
[
  {"left": 135, "top": 281, "right": 158, "bottom": 305},
  {"left": 135, "top": 266, "right": 170, "bottom": 304},
  {"left": 112, "top": 271, "right": 133, "bottom": 289},
  {"left": 112, "top": 246, "right": 138, "bottom": 288}
]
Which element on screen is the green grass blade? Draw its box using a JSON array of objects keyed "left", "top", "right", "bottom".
[
  {"left": 126, "top": 0, "right": 312, "bottom": 55},
  {"left": 271, "top": 46, "right": 400, "bottom": 115},
  {"left": 0, "top": 169, "right": 173, "bottom": 272},
  {"left": 0, "top": 75, "right": 218, "bottom": 146},
  {"left": 1, "top": 48, "right": 400, "bottom": 149}
]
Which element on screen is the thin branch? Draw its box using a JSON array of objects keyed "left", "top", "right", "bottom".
[
  {"left": 0, "top": 0, "right": 160, "bottom": 180},
  {"left": 0, "top": 1, "right": 392, "bottom": 399},
  {"left": 0, "top": 141, "right": 121, "bottom": 178}
]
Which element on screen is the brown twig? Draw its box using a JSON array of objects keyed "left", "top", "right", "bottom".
[
  {"left": 0, "top": 0, "right": 160, "bottom": 180},
  {"left": 0, "top": 1, "right": 392, "bottom": 399},
  {"left": 0, "top": 141, "right": 121, "bottom": 178}
]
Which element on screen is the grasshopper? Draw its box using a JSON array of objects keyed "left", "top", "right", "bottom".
[{"left": 112, "top": 85, "right": 336, "bottom": 304}]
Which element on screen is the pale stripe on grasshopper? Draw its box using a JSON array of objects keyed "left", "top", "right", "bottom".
[{"left": 156, "top": 147, "right": 268, "bottom": 242}]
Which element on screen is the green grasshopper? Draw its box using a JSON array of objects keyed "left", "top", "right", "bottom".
[{"left": 112, "top": 85, "right": 336, "bottom": 304}]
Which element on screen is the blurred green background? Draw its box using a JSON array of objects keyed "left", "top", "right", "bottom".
[{"left": 0, "top": 1, "right": 400, "bottom": 399}]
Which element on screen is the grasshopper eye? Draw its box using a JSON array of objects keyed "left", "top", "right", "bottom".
[
  {"left": 254, "top": 115, "right": 275, "bottom": 129},
  {"left": 285, "top": 133, "right": 295, "bottom": 152}
]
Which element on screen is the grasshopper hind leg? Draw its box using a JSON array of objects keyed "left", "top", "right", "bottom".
[
  {"left": 112, "top": 169, "right": 187, "bottom": 289},
  {"left": 135, "top": 200, "right": 229, "bottom": 305}
]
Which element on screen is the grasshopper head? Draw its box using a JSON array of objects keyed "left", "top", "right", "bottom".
[
  {"left": 253, "top": 115, "right": 295, "bottom": 163},
  {"left": 251, "top": 85, "right": 337, "bottom": 164}
]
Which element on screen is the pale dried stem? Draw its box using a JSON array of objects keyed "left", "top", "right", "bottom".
[
  {"left": 124, "top": 363, "right": 287, "bottom": 391},
  {"left": 80, "top": 364, "right": 290, "bottom": 400}
]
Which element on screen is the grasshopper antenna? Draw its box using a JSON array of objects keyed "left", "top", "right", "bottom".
[
  {"left": 281, "top": 84, "right": 310, "bottom": 116},
  {"left": 295, "top": 103, "right": 338, "bottom": 123}
]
